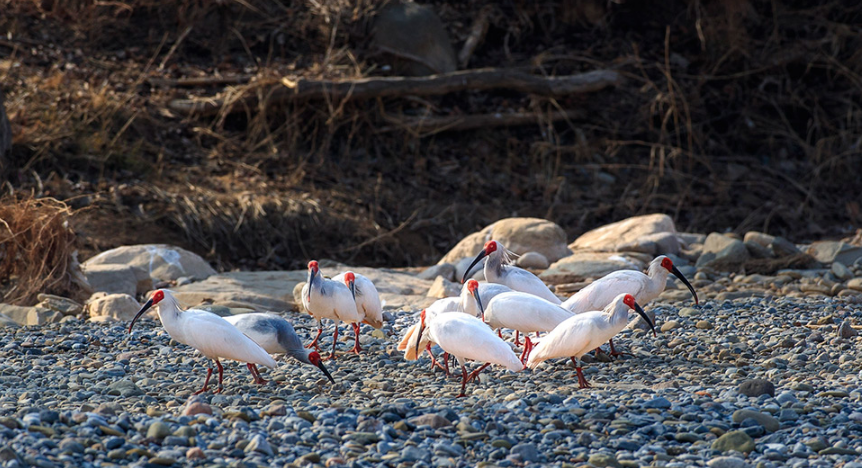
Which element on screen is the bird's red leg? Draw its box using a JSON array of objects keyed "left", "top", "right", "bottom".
[
  {"left": 466, "top": 362, "right": 491, "bottom": 383},
  {"left": 608, "top": 338, "right": 634, "bottom": 358},
  {"left": 497, "top": 329, "right": 503, "bottom": 339},
  {"left": 426, "top": 344, "right": 448, "bottom": 374},
  {"left": 194, "top": 366, "right": 213, "bottom": 395},
  {"left": 520, "top": 336, "right": 534, "bottom": 364},
  {"left": 351, "top": 323, "right": 362, "bottom": 354},
  {"left": 443, "top": 352, "right": 450, "bottom": 376},
  {"left": 247, "top": 363, "right": 267, "bottom": 385},
  {"left": 306, "top": 326, "right": 323, "bottom": 350},
  {"left": 514, "top": 330, "right": 522, "bottom": 346},
  {"left": 457, "top": 362, "right": 468, "bottom": 398},
  {"left": 213, "top": 359, "right": 225, "bottom": 394},
  {"left": 326, "top": 325, "right": 339, "bottom": 360},
  {"left": 571, "top": 357, "right": 591, "bottom": 389}
]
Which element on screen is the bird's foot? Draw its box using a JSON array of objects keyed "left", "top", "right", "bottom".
[
  {"left": 325, "top": 353, "right": 337, "bottom": 361},
  {"left": 350, "top": 345, "right": 362, "bottom": 354},
  {"left": 609, "top": 350, "right": 635, "bottom": 359},
  {"left": 213, "top": 386, "right": 224, "bottom": 394},
  {"left": 456, "top": 392, "right": 467, "bottom": 398},
  {"left": 253, "top": 377, "right": 267, "bottom": 385},
  {"left": 305, "top": 341, "right": 320, "bottom": 351},
  {"left": 575, "top": 367, "right": 592, "bottom": 389},
  {"left": 193, "top": 387, "right": 207, "bottom": 395}
]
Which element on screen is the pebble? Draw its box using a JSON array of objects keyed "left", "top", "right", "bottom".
[
  {"left": 738, "top": 378, "right": 775, "bottom": 397},
  {"left": 713, "top": 431, "right": 755, "bottom": 453}
]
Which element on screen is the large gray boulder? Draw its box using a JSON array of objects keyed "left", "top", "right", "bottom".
[
  {"left": 439, "top": 218, "right": 571, "bottom": 265},
  {"left": 570, "top": 213, "right": 680, "bottom": 256},
  {"left": 83, "top": 244, "right": 216, "bottom": 283}
]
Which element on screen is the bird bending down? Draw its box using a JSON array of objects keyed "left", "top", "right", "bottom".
[
  {"left": 561, "top": 255, "right": 697, "bottom": 356},
  {"left": 413, "top": 309, "right": 523, "bottom": 397},
  {"left": 301, "top": 261, "right": 362, "bottom": 360},
  {"left": 462, "top": 240, "right": 561, "bottom": 305},
  {"left": 128, "top": 289, "right": 277, "bottom": 394},
  {"left": 527, "top": 293, "right": 657, "bottom": 388},
  {"left": 223, "top": 313, "right": 335, "bottom": 384},
  {"left": 332, "top": 271, "right": 384, "bottom": 354},
  {"left": 480, "top": 291, "right": 574, "bottom": 363}
]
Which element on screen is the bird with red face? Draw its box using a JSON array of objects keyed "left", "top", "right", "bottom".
[
  {"left": 301, "top": 260, "right": 364, "bottom": 360},
  {"left": 462, "top": 240, "right": 561, "bottom": 305}
]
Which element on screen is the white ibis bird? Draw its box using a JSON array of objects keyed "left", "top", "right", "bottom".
[
  {"left": 479, "top": 291, "right": 574, "bottom": 362},
  {"left": 332, "top": 271, "right": 384, "bottom": 353},
  {"left": 128, "top": 289, "right": 277, "bottom": 394},
  {"left": 223, "top": 313, "right": 335, "bottom": 384},
  {"left": 459, "top": 280, "right": 512, "bottom": 319},
  {"left": 301, "top": 260, "right": 362, "bottom": 360},
  {"left": 560, "top": 255, "right": 697, "bottom": 355},
  {"left": 527, "top": 293, "right": 657, "bottom": 388},
  {"left": 462, "top": 240, "right": 561, "bottom": 305},
  {"left": 412, "top": 309, "right": 523, "bottom": 397}
]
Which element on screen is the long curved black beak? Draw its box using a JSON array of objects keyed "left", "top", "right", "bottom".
[
  {"left": 128, "top": 298, "right": 154, "bottom": 334},
  {"left": 317, "top": 361, "right": 335, "bottom": 384},
  {"left": 306, "top": 269, "right": 316, "bottom": 301},
  {"left": 471, "top": 289, "right": 485, "bottom": 321},
  {"left": 348, "top": 279, "right": 356, "bottom": 301},
  {"left": 414, "top": 320, "right": 426, "bottom": 358},
  {"left": 633, "top": 301, "right": 657, "bottom": 337},
  {"left": 461, "top": 250, "right": 487, "bottom": 284},
  {"left": 671, "top": 265, "right": 699, "bottom": 305}
]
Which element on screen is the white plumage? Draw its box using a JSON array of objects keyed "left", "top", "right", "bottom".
[
  {"left": 333, "top": 271, "right": 384, "bottom": 328},
  {"left": 301, "top": 261, "right": 363, "bottom": 359},
  {"left": 463, "top": 240, "right": 561, "bottom": 304}
]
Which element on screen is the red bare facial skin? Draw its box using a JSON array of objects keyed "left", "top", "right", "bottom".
[
  {"left": 660, "top": 257, "right": 673, "bottom": 272},
  {"left": 623, "top": 294, "right": 636, "bottom": 309},
  {"left": 484, "top": 241, "right": 498, "bottom": 254},
  {"left": 467, "top": 280, "right": 479, "bottom": 292},
  {"left": 152, "top": 290, "right": 165, "bottom": 304}
]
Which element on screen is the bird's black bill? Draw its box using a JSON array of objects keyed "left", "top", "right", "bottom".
[
  {"left": 317, "top": 361, "right": 335, "bottom": 384},
  {"left": 471, "top": 289, "right": 484, "bottom": 321},
  {"left": 128, "top": 298, "right": 154, "bottom": 334},
  {"left": 671, "top": 265, "right": 699, "bottom": 305},
  {"left": 349, "top": 279, "right": 356, "bottom": 301},
  {"left": 461, "top": 250, "right": 487, "bottom": 284},
  {"left": 633, "top": 302, "right": 657, "bottom": 337},
  {"left": 414, "top": 321, "right": 426, "bottom": 358},
  {"left": 307, "top": 269, "right": 317, "bottom": 301}
]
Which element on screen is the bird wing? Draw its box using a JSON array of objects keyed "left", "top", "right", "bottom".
[
  {"left": 485, "top": 293, "right": 572, "bottom": 332},
  {"left": 563, "top": 271, "right": 648, "bottom": 313},
  {"left": 526, "top": 313, "right": 601, "bottom": 368},
  {"left": 356, "top": 276, "right": 384, "bottom": 328},
  {"left": 431, "top": 315, "right": 522, "bottom": 371},
  {"left": 501, "top": 267, "right": 561, "bottom": 304},
  {"left": 180, "top": 311, "right": 277, "bottom": 368}
]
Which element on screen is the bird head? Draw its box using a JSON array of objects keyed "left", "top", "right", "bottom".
[
  {"left": 307, "top": 351, "right": 335, "bottom": 384},
  {"left": 462, "top": 240, "right": 499, "bottom": 284},
  {"left": 659, "top": 256, "right": 698, "bottom": 305},
  {"left": 128, "top": 289, "right": 165, "bottom": 334},
  {"left": 413, "top": 309, "right": 427, "bottom": 358},
  {"left": 466, "top": 279, "right": 484, "bottom": 321},
  {"left": 622, "top": 293, "right": 656, "bottom": 337},
  {"left": 306, "top": 261, "right": 319, "bottom": 301},
  {"left": 344, "top": 271, "right": 356, "bottom": 301}
]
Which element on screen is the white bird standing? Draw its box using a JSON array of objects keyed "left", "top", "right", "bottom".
[
  {"left": 561, "top": 255, "right": 697, "bottom": 355},
  {"left": 332, "top": 271, "right": 384, "bottom": 353},
  {"left": 128, "top": 289, "right": 277, "bottom": 394},
  {"left": 459, "top": 280, "right": 512, "bottom": 319},
  {"left": 527, "top": 293, "right": 657, "bottom": 388},
  {"left": 301, "top": 260, "right": 363, "bottom": 360},
  {"left": 479, "top": 291, "right": 574, "bottom": 362},
  {"left": 223, "top": 313, "right": 335, "bottom": 384},
  {"left": 413, "top": 310, "right": 523, "bottom": 397},
  {"left": 462, "top": 240, "right": 561, "bottom": 305}
]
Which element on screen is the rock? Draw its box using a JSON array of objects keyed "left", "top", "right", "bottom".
[
  {"left": 417, "top": 263, "right": 456, "bottom": 281},
  {"left": 454, "top": 256, "right": 485, "bottom": 282},
  {"left": 660, "top": 320, "right": 680, "bottom": 332},
  {"left": 744, "top": 241, "right": 773, "bottom": 259},
  {"left": 744, "top": 231, "right": 775, "bottom": 247},
  {"left": 35, "top": 294, "right": 83, "bottom": 316},
  {"left": 400, "top": 445, "right": 430, "bottom": 462},
  {"left": 408, "top": 414, "right": 452, "bottom": 429},
  {"left": 587, "top": 453, "right": 622, "bottom": 468},
  {"left": 81, "top": 264, "right": 150, "bottom": 296},
  {"left": 732, "top": 410, "right": 779, "bottom": 432},
  {"left": 83, "top": 244, "right": 216, "bottom": 282},
  {"left": 439, "top": 218, "right": 571, "bottom": 265},
  {"left": 807, "top": 241, "right": 862, "bottom": 265},
  {"left": 838, "top": 319, "right": 858, "bottom": 338},
  {"left": 515, "top": 251, "right": 550, "bottom": 270},
  {"left": 570, "top": 214, "right": 680, "bottom": 255},
  {"left": 108, "top": 380, "right": 144, "bottom": 397},
  {"left": 0, "top": 304, "right": 57, "bottom": 326},
  {"left": 147, "top": 422, "right": 171, "bottom": 439},
  {"left": 832, "top": 261, "right": 853, "bottom": 280},
  {"left": 540, "top": 252, "right": 643, "bottom": 284},
  {"left": 86, "top": 293, "right": 141, "bottom": 321},
  {"left": 0, "top": 313, "right": 19, "bottom": 328},
  {"left": 770, "top": 237, "right": 800, "bottom": 257},
  {"left": 186, "top": 447, "right": 205, "bottom": 460},
  {"left": 738, "top": 379, "right": 775, "bottom": 397},
  {"left": 707, "top": 456, "right": 749, "bottom": 468},
  {"left": 695, "top": 320, "right": 713, "bottom": 330},
  {"left": 182, "top": 402, "right": 212, "bottom": 416},
  {"left": 848, "top": 278, "right": 862, "bottom": 291},
  {"left": 510, "top": 442, "right": 539, "bottom": 463},
  {"left": 643, "top": 397, "right": 672, "bottom": 409},
  {"left": 712, "top": 430, "right": 755, "bottom": 453},
  {"left": 696, "top": 233, "right": 750, "bottom": 270},
  {"left": 95, "top": 402, "right": 124, "bottom": 416},
  {"left": 372, "top": 2, "right": 456, "bottom": 76},
  {"left": 804, "top": 437, "right": 827, "bottom": 452},
  {"left": 426, "top": 276, "right": 460, "bottom": 298},
  {"left": 245, "top": 434, "right": 274, "bottom": 456}
]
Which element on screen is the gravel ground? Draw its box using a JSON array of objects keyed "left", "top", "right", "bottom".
[{"left": 1, "top": 287, "right": 861, "bottom": 468}]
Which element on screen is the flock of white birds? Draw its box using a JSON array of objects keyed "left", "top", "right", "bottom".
[{"left": 127, "top": 240, "right": 698, "bottom": 397}]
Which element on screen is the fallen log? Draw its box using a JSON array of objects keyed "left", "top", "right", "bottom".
[
  {"left": 379, "top": 109, "right": 585, "bottom": 136},
  {"left": 167, "top": 68, "right": 622, "bottom": 117}
]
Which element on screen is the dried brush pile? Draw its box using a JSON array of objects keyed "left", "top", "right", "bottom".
[
  {"left": 0, "top": 196, "right": 84, "bottom": 305},
  {"left": 1, "top": 0, "right": 860, "bottom": 269}
]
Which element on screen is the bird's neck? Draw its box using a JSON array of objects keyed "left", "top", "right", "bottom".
[
  {"left": 645, "top": 263, "right": 670, "bottom": 297},
  {"left": 484, "top": 252, "right": 505, "bottom": 281},
  {"left": 156, "top": 297, "right": 182, "bottom": 336}
]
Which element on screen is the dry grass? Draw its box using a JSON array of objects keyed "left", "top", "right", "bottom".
[{"left": 0, "top": 196, "right": 84, "bottom": 305}]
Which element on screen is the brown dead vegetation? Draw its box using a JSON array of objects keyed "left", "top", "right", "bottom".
[{"left": 1, "top": 0, "right": 861, "bottom": 271}]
